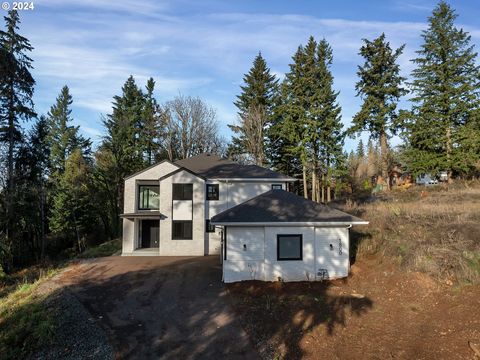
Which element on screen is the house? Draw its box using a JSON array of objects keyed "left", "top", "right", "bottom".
[
  {"left": 121, "top": 153, "right": 368, "bottom": 282},
  {"left": 120, "top": 153, "right": 296, "bottom": 257}
]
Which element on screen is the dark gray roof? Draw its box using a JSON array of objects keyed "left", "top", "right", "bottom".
[
  {"left": 211, "top": 190, "right": 367, "bottom": 224},
  {"left": 175, "top": 153, "right": 296, "bottom": 180}
]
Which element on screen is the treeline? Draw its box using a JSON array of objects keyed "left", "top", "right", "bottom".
[
  {"left": 229, "top": 1, "right": 480, "bottom": 197},
  {"left": 0, "top": 11, "right": 225, "bottom": 270}
]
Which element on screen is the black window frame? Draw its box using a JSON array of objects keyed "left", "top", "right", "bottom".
[
  {"left": 138, "top": 184, "right": 160, "bottom": 210},
  {"left": 206, "top": 184, "right": 219, "bottom": 200},
  {"left": 271, "top": 184, "right": 283, "bottom": 190},
  {"left": 277, "top": 234, "right": 303, "bottom": 261},
  {"left": 172, "top": 220, "right": 193, "bottom": 240},
  {"left": 206, "top": 219, "right": 215, "bottom": 233},
  {"left": 172, "top": 183, "right": 193, "bottom": 200}
]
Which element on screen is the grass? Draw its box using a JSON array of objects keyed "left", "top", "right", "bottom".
[
  {"left": 340, "top": 181, "right": 480, "bottom": 284},
  {"left": 0, "top": 268, "right": 60, "bottom": 360},
  {"left": 77, "top": 238, "right": 121, "bottom": 259}
]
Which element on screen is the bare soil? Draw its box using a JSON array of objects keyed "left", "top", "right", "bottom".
[{"left": 228, "top": 256, "right": 480, "bottom": 360}]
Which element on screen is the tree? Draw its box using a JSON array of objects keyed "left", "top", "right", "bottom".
[
  {"left": 47, "top": 85, "right": 90, "bottom": 179},
  {"left": 162, "top": 95, "right": 225, "bottom": 160},
  {"left": 140, "top": 78, "right": 162, "bottom": 165},
  {"left": 49, "top": 149, "right": 95, "bottom": 252},
  {"left": 406, "top": 1, "right": 480, "bottom": 181},
  {"left": 229, "top": 52, "right": 278, "bottom": 164},
  {"left": 357, "top": 139, "right": 365, "bottom": 158},
  {"left": 349, "top": 33, "right": 407, "bottom": 190},
  {"left": 0, "top": 10, "right": 36, "bottom": 270}
]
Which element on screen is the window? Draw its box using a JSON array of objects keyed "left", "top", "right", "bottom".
[
  {"left": 277, "top": 234, "right": 303, "bottom": 261},
  {"left": 172, "top": 221, "right": 192, "bottom": 239},
  {"left": 138, "top": 185, "right": 159, "bottom": 210},
  {"left": 271, "top": 184, "right": 283, "bottom": 190},
  {"left": 173, "top": 184, "right": 193, "bottom": 200},
  {"left": 206, "top": 219, "right": 216, "bottom": 233},
  {"left": 206, "top": 184, "right": 219, "bottom": 200}
]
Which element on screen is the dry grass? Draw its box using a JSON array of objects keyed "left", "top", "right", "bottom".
[{"left": 340, "top": 182, "right": 480, "bottom": 284}]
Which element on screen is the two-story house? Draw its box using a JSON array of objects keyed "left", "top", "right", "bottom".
[{"left": 121, "top": 153, "right": 368, "bottom": 282}]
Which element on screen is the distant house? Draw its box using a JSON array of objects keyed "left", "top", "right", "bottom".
[{"left": 121, "top": 153, "right": 368, "bottom": 282}]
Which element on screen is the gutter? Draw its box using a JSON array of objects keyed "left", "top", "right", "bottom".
[{"left": 210, "top": 221, "right": 369, "bottom": 226}]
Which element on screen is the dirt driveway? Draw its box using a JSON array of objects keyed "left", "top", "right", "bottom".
[{"left": 59, "top": 256, "right": 257, "bottom": 359}]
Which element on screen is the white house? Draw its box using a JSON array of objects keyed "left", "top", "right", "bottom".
[{"left": 120, "top": 153, "right": 368, "bottom": 282}]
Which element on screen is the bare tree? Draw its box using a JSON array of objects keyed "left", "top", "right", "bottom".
[
  {"left": 229, "top": 104, "right": 267, "bottom": 166},
  {"left": 161, "top": 95, "right": 225, "bottom": 160}
]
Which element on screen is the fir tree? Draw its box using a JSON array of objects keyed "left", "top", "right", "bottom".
[
  {"left": 141, "top": 77, "right": 161, "bottom": 165},
  {"left": 0, "top": 10, "right": 36, "bottom": 270},
  {"left": 47, "top": 85, "right": 90, "bottom": 179},
  {"left": 349, "top": 33, "right": 407, "bottom": 190},
  {"left": 406, "top": 1, "right": 480, "bottom": 180},
  {"left": 357, "top": 139, "right": 365, "bottom": 158},
  {"left": 229, "top": 52, "right": 278, "bottom": 164}
]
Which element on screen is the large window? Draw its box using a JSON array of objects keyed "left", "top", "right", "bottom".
[
  {"left": 206, "top": 184, "right": 219, "bottom": 200},
  {"left": 173, "top": 184, "right": 193, "bottom": 200},
  {"left": 277, "top": 234, "right": 303, "bottom": 261},
  {"left": 138, "top": 185, "right": 159, "bottom": 210}
]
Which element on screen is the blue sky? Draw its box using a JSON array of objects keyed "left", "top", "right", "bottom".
[{"left": 10, "top": 0, "right": 480, "bottom": 152}]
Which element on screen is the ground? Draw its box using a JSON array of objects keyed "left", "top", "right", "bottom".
[
  {"left": 228, "top": 256, "right": 480, "bottom": 360},
  {"left": 50, "top": 256, "right": 257, "bottom": 360}
]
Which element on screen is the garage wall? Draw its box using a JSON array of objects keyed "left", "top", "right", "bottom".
[
  {"left": 122, "top": 219, "right": 135, "bottom": 254},
  {"left": 314, "top": 227, "right": 349, "bottom": 279}
]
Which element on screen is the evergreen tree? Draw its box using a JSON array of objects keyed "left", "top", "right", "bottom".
[
  {"left": 229, "top": 52, "right": 278, "bottom": 164},
  {"left": 348, "top": 33, "right": 407, "bottom": 190},
  {"left": 356, "top": 139, "right": 365, "bottom": 158},
  {"left": 141, "top": 77, "right": 161, "bottom": 165},
  {"left": 406, "top": 1, "right": 480, "bottom": 180},
  {"left": 0, "top": 10, "right": 35, "bottom": 270},
  {"left": 47, "top": 85, "right": 90, "bottom": 179}
]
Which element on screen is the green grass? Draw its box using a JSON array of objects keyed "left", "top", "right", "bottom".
[
  {"left": 77, "top": 238, "right": 121, "bottom": 259},
  {"left": 0, "top": 269, "right": 60, "bottom": 360}
]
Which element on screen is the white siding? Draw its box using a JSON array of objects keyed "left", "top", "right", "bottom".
[
  {"left": 223, "top": 225, "right": 350, "bottom": 283},
  {"left": 172, "top": 200, "right": 193, "bottom": 220}
]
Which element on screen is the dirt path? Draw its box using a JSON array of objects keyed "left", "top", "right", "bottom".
[
  {"left": 228, "top": 256, "right": 480, "bottom": 360},
  {"left": 57, "top": 256, "right": 257, "bottom": 360}
]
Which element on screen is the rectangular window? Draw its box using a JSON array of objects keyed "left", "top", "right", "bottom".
[
  {"left": 172, "top": 184, "right": 193, "bottom": 200},
  {"left": 271, "top": 184, "right": 283, "bottom": 190},
  {"left": 277, "top": 234, "right": 303, "bottom": 261},
  {"left": 206, "top": 184, "right": 219, "bottom": 200},
  {"left": 206, "top": 220, "right": 215, "bottom": 233},
  {"left": 138, "top": 185, "right": 159, "bottom": 210},
  {"left": 172, "top": 221, "right": 193, "bottom": 239}
]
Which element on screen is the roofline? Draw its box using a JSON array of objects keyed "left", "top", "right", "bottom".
[
  {"left": 206, "top": 178, "right": 297, "bottom": 182},
  {"left": 124, "top": 159, "right": 179, "bottom": 180},
  {"left": 210, "top": 221, "right": 369, "bottom": 226},
  {"left": 159, "top": 166, "right": 206, "bottom": 181}
]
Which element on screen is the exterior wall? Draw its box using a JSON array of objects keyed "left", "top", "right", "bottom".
[
  {"left": 206, "top": 181, "right": 286, "bottom": 255},
  {"left": 122, "top": 219, "right": 135, "bottom": 253},
  {"left": 223, "top": 225, "right": 350, "bottom": 283},
  {"left": 159, "top": 170, "right": 205, "bottom": 256}
]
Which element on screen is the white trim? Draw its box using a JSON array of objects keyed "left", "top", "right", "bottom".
[{"left": 210, "top": 221, "right": 369, "bottom": 226}]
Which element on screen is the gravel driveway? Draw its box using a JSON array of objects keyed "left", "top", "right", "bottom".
[{"left": 59, "top": 256, "right": 257, "bottom": 360}]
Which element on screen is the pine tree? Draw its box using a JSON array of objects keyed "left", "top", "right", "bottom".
[
  {"left": 406, "top": 1, "right": 480, "bottom": 180},
  {"left": 141, "top": 77, "right": 161, "bottom": 165},
  {"left": 229, "top": 52, "right": 278, "bottom": 164},
  {"left": 47, "top": 85, "right": 90, "bottom": 179},
  {"left": 0, "top": 10, "right": 36, "bottom": 270},
  {"left": 349, "top": 33, "right": 407, "bottom": 190},
  {"left": 357, "top": 139, "right": 365, "bottom": 158}
]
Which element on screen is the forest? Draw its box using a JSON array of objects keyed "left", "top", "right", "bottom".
[{"left": 0, "top": 1, "right": 479, "bottom": 273}]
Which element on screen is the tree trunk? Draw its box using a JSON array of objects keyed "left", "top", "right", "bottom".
[
  {"left": 327, "top": 185, "right": 331, "bottom": 203},
  {"left": 302, "top": 164, "right": 308, "bottom": 199},
  {"left": 40, "top": 182, "right": 46, "bottom": 261},
  {"left": 321, "top": 174, "right": 325, "bottom": 203},
  {"left": 380, "top": 130, "right": 390, "bottom": 191},
  {"left": 446, "top": 126, "right": 453, "bottom": 183},
  {"left": 311, "top": 165, "right": 317, "bottom": 202}
]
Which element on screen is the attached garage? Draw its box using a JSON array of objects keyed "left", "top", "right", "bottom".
[{"left": 211, "top": 190, "right": 368, "bottom": 283}]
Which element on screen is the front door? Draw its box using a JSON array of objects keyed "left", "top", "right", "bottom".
[
  {"left": 314, "top": 228, "right": 349, "bottom": 280},
  {"left": 141, "top": 220, "right": 160, "bottom": 248}
]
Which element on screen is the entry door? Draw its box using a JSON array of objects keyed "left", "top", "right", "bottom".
[
  {"left": 314, "top": 228, "right": 349, "bottom": 280},
  {"left": 141, "top": 220, "right": 160, "bottom": 248}
]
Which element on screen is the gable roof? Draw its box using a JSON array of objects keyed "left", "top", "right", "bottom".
[
  {"left": 124, "top": 159, "right": 179, "bottom": 180},
  {"left": 175, "top": 153, "right": 296, "bottom": 181},
  {"left": 211, "top": 190, "right": 368, "bottom": 225}
]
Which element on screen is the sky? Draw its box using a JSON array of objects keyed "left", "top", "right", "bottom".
[{"left": 8, "top": 0, "right": 480, "bottom": 152}]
